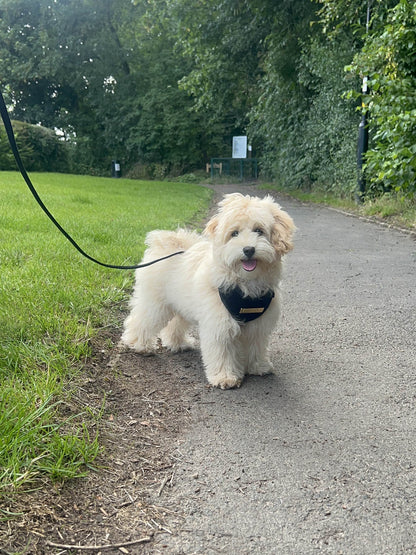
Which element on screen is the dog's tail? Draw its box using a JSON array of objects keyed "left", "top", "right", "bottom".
[{"left": 144, "top": 229, "right": 200, "bottom": 257}]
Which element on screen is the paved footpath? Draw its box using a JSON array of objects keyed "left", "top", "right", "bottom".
[{"left": 155, "top": 185, "right": 416, "bottom": 555}]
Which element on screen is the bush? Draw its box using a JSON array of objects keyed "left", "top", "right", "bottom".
[
  {"left": 0, "top": 120, "right": 71, "bottom": 172},
  {"left": 166, "top": 170, "right": 208, "bottom": 183},
  {"left": 124, "top": 162, "right": 169, "bottom": 180}
]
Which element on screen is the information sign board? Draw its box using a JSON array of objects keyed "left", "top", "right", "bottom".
[{"left": 232, "top": 136, "right": 247, "bottom": 159}]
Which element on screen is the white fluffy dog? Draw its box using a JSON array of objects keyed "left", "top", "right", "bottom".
[{"left": 121, "top": 193, "right": 295, "bottom": 389}]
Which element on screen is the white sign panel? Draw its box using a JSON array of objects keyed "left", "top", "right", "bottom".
[{"left": 232, "top": 136, "right": 247, "bottom": 159}]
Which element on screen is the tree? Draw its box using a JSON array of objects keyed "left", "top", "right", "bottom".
[
  {"left": 0, "top": 0, "right": 224, "bottom": 174},
  {"left": 173, "top": 0, "right": 319, "bottom": 165},
  {"left": 2, "top": 0, "right": 413, "bottom": 197},
  {"left": 173, "top": 0, "right": 269, "bottom": 136},
  {"left": 0, "top": 0, "right": 138, "bottom": 170}
]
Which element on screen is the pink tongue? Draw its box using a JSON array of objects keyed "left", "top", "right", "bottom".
[{"left": 242, "top": 259, "right": 257, "bottom": 272}]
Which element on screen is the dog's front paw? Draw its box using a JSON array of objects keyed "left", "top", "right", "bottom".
[{"left": 209, "top": 375, "right": 243, "bottom": 390}]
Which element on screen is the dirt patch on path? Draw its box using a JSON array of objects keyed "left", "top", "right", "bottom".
[{"left": 1, "top": 326, "right": 206, "bottom": 554}]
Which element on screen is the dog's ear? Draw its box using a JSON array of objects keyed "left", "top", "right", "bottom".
[
  {"left": 205, "top": 194, "right": 244, "bottom": 237},
  {"left": 265, "top": 197, "right": 295, "bottom": 255},
  {"left": 204, "top": 215, "right": 219, "bottom": 237}
]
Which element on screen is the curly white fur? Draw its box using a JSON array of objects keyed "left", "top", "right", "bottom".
[{"left": 121, "top": 193, "right": 295, "bottom": 389}]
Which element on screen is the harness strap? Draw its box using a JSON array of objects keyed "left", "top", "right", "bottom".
[
  {"left": 219, "top": 286, "right": 275, "bottom": 323},
  {"left": 0, "top": 90, "right": 183, "bottom": 270}
]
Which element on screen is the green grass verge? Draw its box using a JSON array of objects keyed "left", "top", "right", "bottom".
[
  {"left": 0, "top": 171, "right": 212, "bottom": 496},
  {"left": 360, "top": 194, "right": 416, "bottom": 230}
]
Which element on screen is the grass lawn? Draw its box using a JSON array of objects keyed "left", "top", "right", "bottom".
[{"left": 0, "top": 171, "right": 212, "bottom": 501}]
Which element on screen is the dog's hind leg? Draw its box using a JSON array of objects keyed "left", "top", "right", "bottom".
[
  {"left": 121, "top": 303, "right": 172, "bottom": 355},
  {"left": 160, "top": 315, "right": 196, "bottom": 352}
]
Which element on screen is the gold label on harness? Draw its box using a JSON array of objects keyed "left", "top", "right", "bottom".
[{"left": 239, "top": 307, "right": 265, "bottom": 314}]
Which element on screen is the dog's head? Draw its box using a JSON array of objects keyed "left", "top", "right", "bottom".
[{"left": 204, "top": 193, "right": 295, "bottom": 281}]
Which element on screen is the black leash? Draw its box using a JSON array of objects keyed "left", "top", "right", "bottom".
[{"left": 0, "top": 90, "right": 184, "bottom": 270}]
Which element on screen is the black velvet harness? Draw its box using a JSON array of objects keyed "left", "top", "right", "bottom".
[{"left": 218, "top": 286, "right": 275, "bottom": 323}]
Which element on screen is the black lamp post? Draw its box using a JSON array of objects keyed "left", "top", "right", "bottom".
[{"left": 356, "top": 0, "right": 372, "bottom": 203}]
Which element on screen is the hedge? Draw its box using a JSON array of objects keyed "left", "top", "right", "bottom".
[{"left": 0, "top": 120, "right": 71, "bottom": 173}]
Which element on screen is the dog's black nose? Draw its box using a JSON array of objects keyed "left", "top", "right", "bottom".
[{"left": 243, "top": 246, "right": 255, "bottom": 258}]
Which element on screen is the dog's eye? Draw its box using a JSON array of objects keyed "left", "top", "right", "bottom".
[
  {"left": 231, "top": 230, "right": 239, "bottom": 238},
  {"left": 254, "top": 228, "right": 264, "bottom": 236}
]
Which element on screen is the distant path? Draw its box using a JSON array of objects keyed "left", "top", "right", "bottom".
[{"left": 154, "top": 183, "right": 416, "bottom": 554}]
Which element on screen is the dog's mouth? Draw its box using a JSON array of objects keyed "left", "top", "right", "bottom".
[{"left": 242, "top": 259, "right": 257, "bottom": 272}]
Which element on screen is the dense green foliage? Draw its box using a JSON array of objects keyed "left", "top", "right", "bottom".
[
  {"left": 0, "top": 0, "right": 414, "bottom": 197},
  {"left": 248, "top": 32, "right": 359, "bottom": 195},
  {"left": 0, "top": 0, "right": 222, "bottom": 175},
  {"left": 349, "top": 0, "right": 416, "bottom": 197}
]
